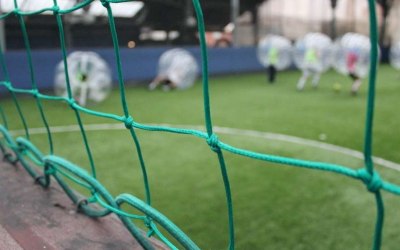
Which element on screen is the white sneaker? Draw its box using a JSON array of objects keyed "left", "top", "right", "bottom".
[
  {"left": 162, "top": 85, "right": 171, "bottom": 92},
  {"left": 148, "top": 82, "right": 157, "bottom": 90}
]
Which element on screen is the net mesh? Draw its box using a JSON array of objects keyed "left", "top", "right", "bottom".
[{"left": 0, "top": 0, "right": 398, "bottom": 249}]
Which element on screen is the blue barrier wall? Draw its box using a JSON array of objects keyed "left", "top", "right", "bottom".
[{"left": 0, "top": 46, "right": 264, "bottom": 90}]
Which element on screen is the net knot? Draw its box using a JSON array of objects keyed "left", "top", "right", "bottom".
[
  {"left": 100, "top": 0, "right": 110, "bottom": 7},
  {"left": 144, "top": 217, "right": 152, "bottom": 228},
  {"left": 52, "top": 6, "right": 60, "bottom": 13},
  {"left": 207, "top": 134, "right": 220, "bottom": 152},
  {"left": 45, "top": 167, "right": 56, "bottom": 176},
  {"left": 32, "top": 89, "right": 39, "bottom": 98},
  {"left": 34, "top": 175, "right": 45, "bottom": 184},
  {"left": 124, "top": 116, "right": 134, "bottom": 129},
  {"left": 76, "top": 198, "right": 88, "bottom": 211},
  {"left": 144, "top": 217, "right": 155, "bottom": 237},
  {"left": 68, "top": 99, "right": 78, "bottom": 110},
  {"left": 357, "top": 168, "right": 383, "bottom": 193},
  {"left": 2, "top": 81, "right": 11, "bottom": 89}
]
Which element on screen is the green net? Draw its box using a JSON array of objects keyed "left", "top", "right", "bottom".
[{"left": 0, "top": 0, "right": 399, "bottom": 249}]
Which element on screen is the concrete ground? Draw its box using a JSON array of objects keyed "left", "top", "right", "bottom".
[{"left": 0, "top": 159, "right": 166, "bottom": 250}]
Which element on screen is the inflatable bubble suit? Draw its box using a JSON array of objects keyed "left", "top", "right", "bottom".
[
  {"left": 157, "top": 48, "right": 199, "bottom": 89},
  {"left": 389, "top": 41, "right": 400, "bottom": 70},
  {"left": 332, "top": 33, "right": 377, "bottom": 78},
  {"left": 257, "top": 35, "right": 292, "bottom": 70},
  {"left": 54, "top": 51, "right": 112, "bottom": 106},
  {"left": 293, "top": 32, "right": 333, "bottom": 73}
]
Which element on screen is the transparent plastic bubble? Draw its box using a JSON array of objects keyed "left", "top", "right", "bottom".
[
  {"left": 257, "top": 35, "right": 292, "bottom": 70},
  {"left": 293, "top": 33, "right": 333, "bottom": 73},
  {"left": 54, "top": 51, "right": 112, "bottom": 106},
  {"left": 158, "top": 48, "right": 199, "bottom": 89},
  {"left": 390, "top": 41, "right": 400, "bottom": 70},
  {"left": 332, "top": 33, "right": 377, "bottom": 78}
]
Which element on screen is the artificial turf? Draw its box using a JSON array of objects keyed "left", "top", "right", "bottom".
[{"left": 1, "top": 65, "right": 399, "bottom": 249}]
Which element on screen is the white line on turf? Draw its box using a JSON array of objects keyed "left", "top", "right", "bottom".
[{"left": 7, "top": 123, "right": 400, "bottom": 171}]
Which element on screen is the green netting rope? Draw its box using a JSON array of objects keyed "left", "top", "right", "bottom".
[{"left": 0, "top": 0, "right": 398, "bottom": 249}]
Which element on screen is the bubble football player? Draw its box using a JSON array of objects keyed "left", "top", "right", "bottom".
[
  {"left": 54, "top": 51, "right": 112, "bottom": 106},
  {"left": 294, "top": 33, "right": 333, "bottom": 91},
  {"left": 257, "top": 35, "right": 292, "bottom": 84},
  {"left": 296, "top": 47, "right": 321, "bottom": 91},
  {"left": 346, "top": 50, "right": 362, "bottom": 95},
  {"left": 148, "top": 72, "right": 180, "bottom": 91},
  {"left": 267, "top": 47, "right": 279, "bottom": 83},
  {"left": 332, "top": 33, "right": 374, "bottom": 96},
  {"left": 389, "top": 41, "right": 400, "bottom": 71},
  {"left": 148, "top": 48, "right": 198, "bottom": 91}
]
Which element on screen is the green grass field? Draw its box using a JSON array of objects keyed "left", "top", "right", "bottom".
[{"left": 1, "top": 65, "right": 400, "bottom": 249}]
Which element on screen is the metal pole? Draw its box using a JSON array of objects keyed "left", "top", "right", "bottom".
[
  {"left": 231, "top": 0, "right": 240, "bottom": 46},
  {"left": 331, "top": 0, "right": 338, "bottom": 39},
  {"left": 252, "top": 4, "right": 259, "bottom": 45},
  {"left": 0, "top": 2, "right": 6, "bottom": 51},
  {"left": 182, "top": 0, "right": 196, "bottom": 45},
  {"left": 350, "top": 0, "right": 355, "bottom": 32},
  {"left": 331, "top": 10, "right": 337, "bottom": 39}
]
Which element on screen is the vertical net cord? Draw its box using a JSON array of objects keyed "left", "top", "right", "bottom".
[
  {"left": 9, "top": 90, "right": 29, "bottom": 139},
  {"left": 101, "top": 0, "right": 152, "bottom": 206},
  {"left": 4, "top": 2, "right": 31, "bottom": 140},
  {"left": 101, "top": 1, "right": 129, "bottom": 118},
  {"left": 0, "top": 38, "right": 9, "bottom": 130},
  {"left": 192, "top": 0, "right": 235, "bottom": 249},
  {"left": 0, "top": 106, "right": 7, "bottom": 129},
  {"left": 14, "top": 3, "right": 54, "bottom": 154},
  {"left": 366, "top": 1, "right": 384, "bottom": 250},
  {"left": 0, "top": 33, "right": 9, "bottom": 83},
  {"left": 52, "top": 0, "right": 97, "bottom": 178},
  {"left": 365, "top": 0, "right": 379, "bottom": 176}
]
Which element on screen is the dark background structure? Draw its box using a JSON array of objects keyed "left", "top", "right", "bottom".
[{"left": 4, "top": 0, "right": 264, "bottom": 49}]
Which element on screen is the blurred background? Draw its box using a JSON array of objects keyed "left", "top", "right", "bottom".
[
  {"left": 2, "top": 0, "right": 399, "bottom": 89},
  {"left": 1, "top": 0, "right": 399, "bottom": 49}
]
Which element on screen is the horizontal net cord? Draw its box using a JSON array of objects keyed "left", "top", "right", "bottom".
[
  {"left": 1, "top": 76, "right": 399, "bottom": 196},
  {"left": 5, "top": 123, "right": 399, "bottom": 196},
  {"left": 2, "top": 0, "right": 94, "bottom": 17},
  {"left": 5, "top": 122, "right": 400, "bottom": 172}
]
